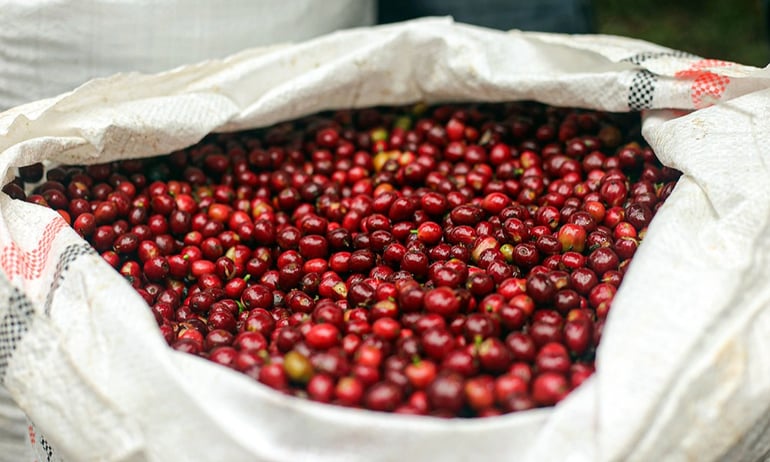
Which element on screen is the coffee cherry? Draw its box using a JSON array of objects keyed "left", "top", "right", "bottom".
[
  {"left": 532, "top": 372, "right": 569, "bottom": 406},
  {"left": 423, "top": 287, "right": 460, "bottom": 318},
  {"left": 427, "top": 373, "right": 465, "bottom": 413}
]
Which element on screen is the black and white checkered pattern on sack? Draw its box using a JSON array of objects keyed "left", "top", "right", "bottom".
[
  {"left": 622, "top": 50, "right": 697, "bottom": 66},
  {"left": 628, "top": 70, "right": 657, "bottom": 110},
  {"left": 0, "top": 286, "right": 34, "bottom": 382},
  {"left": 43, "top": 243, "right": 95, "bottom": 315},
  {"left": 39, "top": 435, "right": 57, "bottom": 462}
]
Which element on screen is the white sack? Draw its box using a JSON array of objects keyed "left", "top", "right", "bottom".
[
  {"left": 0, "top": 385, "right": 32, "bottom": 462},
  {"left": 0, "top": 17, "right": 769, "bottom": 462},
  {"left": 0, "top": 0, "right": 375, "bottom": 110}
]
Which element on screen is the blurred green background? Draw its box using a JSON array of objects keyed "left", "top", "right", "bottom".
[
  {"left": 378, "top": 0, "right": 770, "bottom": 67},
  {"left": 595, "top": 0, "right": 770, "bottom": 67}
]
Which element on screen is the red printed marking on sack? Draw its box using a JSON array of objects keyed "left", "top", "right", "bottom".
[
  {"left": 675, "top": 59, "right": 732, "bottom": 108},
  {"left": 28, "top": 425, "right": 35, "bottom": 445},
  {"left": 1, "top": 218, "right": 68, "bottom": 279}
]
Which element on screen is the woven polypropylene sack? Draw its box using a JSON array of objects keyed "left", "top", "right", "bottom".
[
  {"left": 0, "top": 0, "right": 375, "bottom": 111},
  {"left": 1, "top": 18, "right": 770, "bottom": 462}
]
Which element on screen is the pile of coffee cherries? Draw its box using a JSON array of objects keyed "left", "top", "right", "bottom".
[{"left": 5, "top": 102, "right": 680, "bottom": 417}]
